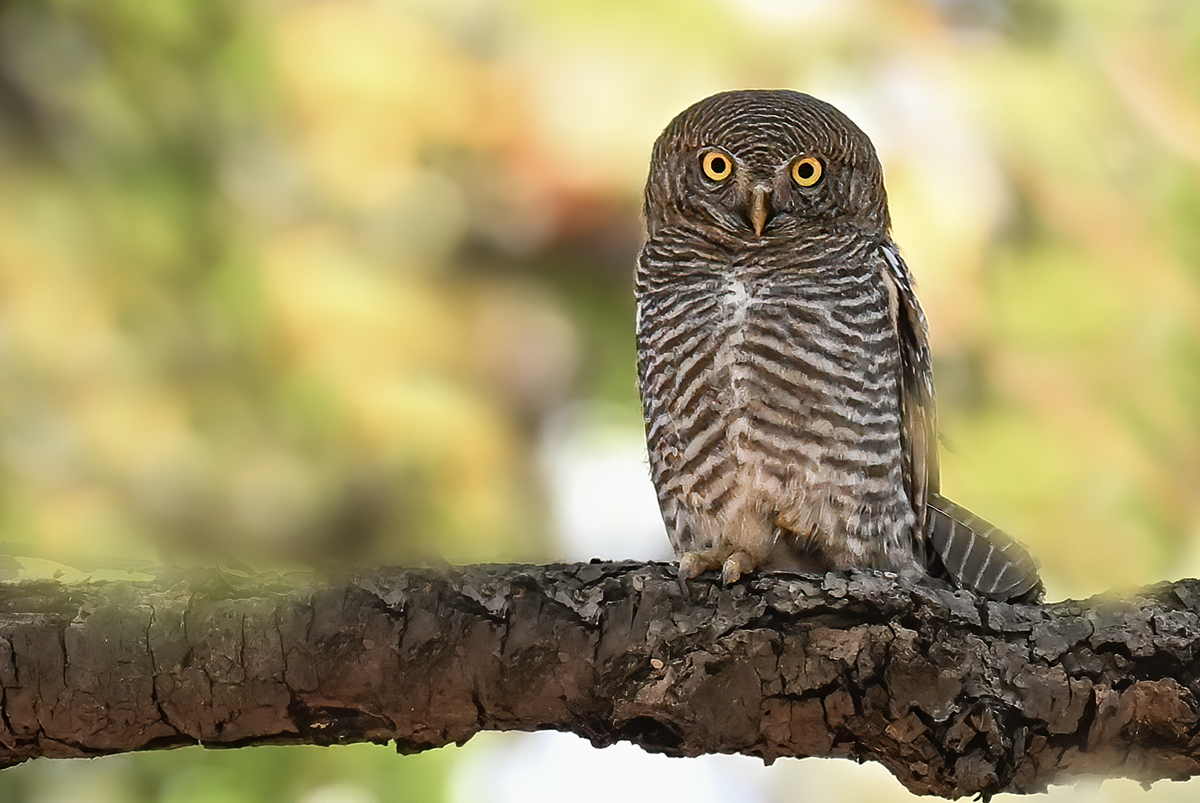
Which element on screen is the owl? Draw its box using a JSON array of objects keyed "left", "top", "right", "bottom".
[{"left": 636, "top": 89, "right": 1042, "bottom": 602}]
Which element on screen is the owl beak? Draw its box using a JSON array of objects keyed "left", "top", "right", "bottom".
[{"left": 749, "top": 185, "right": 772, "bottom": 237}]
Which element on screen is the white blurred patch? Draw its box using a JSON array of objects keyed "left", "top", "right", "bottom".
[
  {"left": 448, "top": 732, "right": 773, "bottom": 803},
  {"left": 538, "top": 402, "right": 669, "bottom": 562},
  {"left": 298, "top": 784, "right": 379, "bottom": 803}
]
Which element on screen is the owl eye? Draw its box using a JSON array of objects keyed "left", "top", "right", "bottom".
[
  {"left": 700, "top": 150, "right": 733, "bottom": 182},
  {"left": 791, "top": 156, "right": 823, "bottom": 187}
]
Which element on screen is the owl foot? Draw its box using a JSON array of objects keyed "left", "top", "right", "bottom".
[
  {"left": 720, "top": 550, "right": 757, "bottom": 585},
  {"left": 678, "top": 549, "right": 761, "bottom": 584},
  {"left": 678, "top": 551, "right": 720, "bottom": 580}
]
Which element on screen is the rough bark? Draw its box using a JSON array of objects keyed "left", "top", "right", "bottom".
[{"left": 0, "top": 561, "right": 1198, "bottom": 797}]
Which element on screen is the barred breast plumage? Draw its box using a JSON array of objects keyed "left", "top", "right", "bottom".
[{"left": 636, "top": 89, "right": 1042, "bottom": 602}]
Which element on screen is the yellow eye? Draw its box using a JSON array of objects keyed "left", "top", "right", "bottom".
[
  {"left": 791, "top": 156, "right": 823, "bottom": 187},
  {"left": 701, "top": 151, "right": 733, "bottom": 181}
]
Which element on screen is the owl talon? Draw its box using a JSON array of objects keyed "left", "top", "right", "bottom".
[
  {"left": 678, "top": 553, "right": 706, "bottom": 580},
  {"left": 676, "top": 570, "right": 689, "bottom": 595},
  {"left": 720, "top": 561, "right": 741, "bottom": 585},
  {"left": 721, "top": 551, "right": 756, "bottom": 585}
]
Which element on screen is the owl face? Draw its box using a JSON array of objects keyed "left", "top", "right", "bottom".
[{"left": 643, "top": 90, "right": 890, "bottom": 241}]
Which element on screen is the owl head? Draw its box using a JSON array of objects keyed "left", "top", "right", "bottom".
[{"left": 643, "top": 90, "right": 891, "bottom": 241}]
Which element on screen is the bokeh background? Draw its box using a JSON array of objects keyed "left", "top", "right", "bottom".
[{"left": 1, "top": 0, "right": 1198, "bottom": 800}]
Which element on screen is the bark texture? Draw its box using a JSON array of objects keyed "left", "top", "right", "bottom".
[{"left": 0, "top": 561, "right": 1198, "bottom": 797}]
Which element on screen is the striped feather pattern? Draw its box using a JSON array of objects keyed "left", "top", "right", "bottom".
[
  {"left": 637, "top": 90, "right": 1043, "bottom": 600},
  {"left": 927, "top": 494, "right": 1043, "bottom": 602}
]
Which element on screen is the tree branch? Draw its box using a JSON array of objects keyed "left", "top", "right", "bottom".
[{"left": 0, "top": 561, "right": 1197, "bottom": 797}]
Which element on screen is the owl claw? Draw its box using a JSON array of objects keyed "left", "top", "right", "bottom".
[
  {"left": 677, "top": 552, "right": 708, "bottom": 581},
  {"left": 721, "top": 551, "right": 756, "bottom": 585},
  {"left": 676, "top": 568, "right": 689, "bottom": 595}
]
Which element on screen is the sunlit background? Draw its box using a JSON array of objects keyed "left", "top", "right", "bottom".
[{"left": 1, "top": 0, "right": 1199, "bottom": 800}]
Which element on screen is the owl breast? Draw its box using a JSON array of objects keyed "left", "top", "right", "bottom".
[{"left": 637, "top": 241, "right": 916, "bottom": 575}]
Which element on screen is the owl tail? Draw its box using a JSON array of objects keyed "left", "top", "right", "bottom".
[{"left": 924, "top": 493, "right": 1044, "bottom": 603}]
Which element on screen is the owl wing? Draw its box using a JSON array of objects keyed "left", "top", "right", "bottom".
[
  {"left": 879, "top": 244, "right": 938, "bottom": 532},
  {"left": 880, "top": 243, "right": 1043, "bottom": 602}
]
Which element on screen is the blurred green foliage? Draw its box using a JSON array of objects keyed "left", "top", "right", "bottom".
[
  {"left": 0, "top": 742, "right": 450, "bottom": 803},
  {"left": 1, "top": 0, "right": 1199, "bottom": 800}
]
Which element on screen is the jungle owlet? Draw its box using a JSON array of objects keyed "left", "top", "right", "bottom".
[{"left": 636, "top": 89, "right": 1042, "bottom": 602}]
